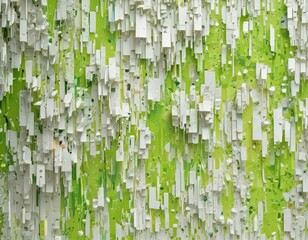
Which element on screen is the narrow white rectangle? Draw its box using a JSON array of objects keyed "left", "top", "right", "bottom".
[
  {"left": 19, "top": 91, "right": 28, "bottom": 126},
  {"left": 243, "top": 21, "right": 249, "bottom": 34},
  {"left": 221, "top": 45, "right": 227, "bottom": 65},
  {"left": 82, "top": 0, "right": 90, "bottom": 12},
  {"left": 27, "top": 112, "right": 34, "bottom": 136},
  {"left": 178, "top": 7, "right": 187, "bottom": 30},
  {"left": 25, "top": 60, "right": 33, "bottom": 86},
  {"left": 290, "top": 121, "right": 296, "bottom": 152},
  {"left": 36, "top": 165, "right": 45, "bottom": 187},
  {"left": 98, "top": 187, "right": 104, "bottom": 207},
  {"left": 241, "top": 146, "right": 247, "bottom": 161},
  {"left": 109, "top": 58, "right": 116, "bottom": 80},
  {"left": 136, "top": 11, "right": 146, "bottom": 38},
  {"left": 285, "top": 121, "right": 290, "bottom": 144},
  {"left": 270, "top": 24, "right": 275, "bottom": 52},
  {"left": 274, "top": 107, "right": 283, "bottom": 144},
  {"left": 254, "top": 0, "right": 260, "bottom": 10},
  {"left": 90, "top": 12, "right": 96, "bottom": 33},
  {"left": 162, "top": 26, "right": 171, "bottom": 48},
  {"left": 148, "top": 78, "right": 161, "bottom": 101},
  {"left": 57, "top": 0, "right": 67, "bottom": 20},
  {"left": 262, "top": 132, "right": 268, "bottom": 157},
  {"left": 303, "top": 173, "right": 308, "bottom": 193},
  {"left": 189, "top": 109, "right": 198, "bottom": 133},
  {"left": 284, "top": 208, "right": 291, "bottom": 232},
  {"left": 149, "top": 187, "right": 159, "bottom": 209},
  {"left": 20, "top": 19, "right": 27, "bottom": 42},
  {"left": 253, "top": 108, "right": 262, "bottom": 141}
]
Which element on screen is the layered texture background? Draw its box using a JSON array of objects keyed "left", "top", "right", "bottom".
[{"left": 0, "top": 0, "right": 306, "bottom": 239}]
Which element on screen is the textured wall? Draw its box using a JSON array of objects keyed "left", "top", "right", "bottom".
[{"left": 0, "top": 0, "right": 306, "bottom": 239}]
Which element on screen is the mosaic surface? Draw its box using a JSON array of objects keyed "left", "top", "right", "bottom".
[{"left": 0, "top": 0, "right": 307, "bottom": 239}]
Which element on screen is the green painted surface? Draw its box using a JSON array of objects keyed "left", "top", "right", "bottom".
[{"left": 1, "top": 0, "right": 305, "bottom": 239}]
